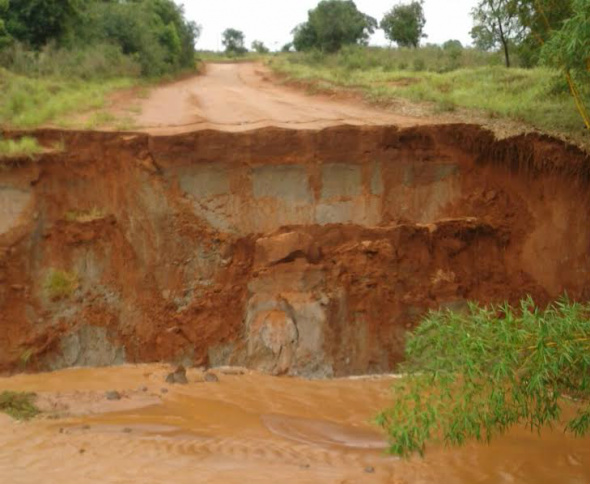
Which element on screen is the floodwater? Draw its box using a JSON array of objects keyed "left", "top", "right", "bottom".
[{"left": 0, "top": 365, "right": 588, "bottom": 484}]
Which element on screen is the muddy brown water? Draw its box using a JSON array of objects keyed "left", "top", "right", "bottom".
[{"left": 1, "top": 365, "right": 589, "bottom": 484}]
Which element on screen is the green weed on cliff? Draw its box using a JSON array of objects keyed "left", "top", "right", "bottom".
[
  {"left": 44, "top": 269, "right": 78, "bottom": 300},
  {"left": 0, "top": 136, "right": 42, "bottom": 159},
  {"left": 64, "top": 207, "right": 107, "bottom": 223}
]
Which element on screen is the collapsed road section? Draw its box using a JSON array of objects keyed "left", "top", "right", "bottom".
[{"left": 1, "top": 124, "right": 589, "bottom": 376}]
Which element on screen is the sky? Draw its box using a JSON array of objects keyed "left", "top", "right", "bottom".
[{"left": 175, "top": 0, "right": 480, "bottom": 52}]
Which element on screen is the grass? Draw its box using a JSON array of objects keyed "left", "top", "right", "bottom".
[
  {"left": 269, "top": 47, "right": 589, "bottom": 143},
  {"left": 0, "top": 391, "right": 40, "bottom": 421},
  {"left": 0, "top": 136, "right": 43, "bottom": 159},
  {"left": 0, "top": 68, "right": 136, "bottom": 128},
  {"left": 44, "top": 269, "right": 79, "bottom": 300},
  {"left": 64, "top": 207, "right": 107, "bottom": 223}
]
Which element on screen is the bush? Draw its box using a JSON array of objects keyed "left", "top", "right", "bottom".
[{"left": 0, "top": 0, "right": 199, "bottom": 79}]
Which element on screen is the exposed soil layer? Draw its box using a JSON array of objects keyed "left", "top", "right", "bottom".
[{"left": 1, "top": 124, "right": 590, "bottom": 376}]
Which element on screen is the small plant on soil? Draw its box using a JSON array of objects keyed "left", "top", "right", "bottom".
[
  {"left": 19, "top": 348, "right": 34, "bottom": 369},
  {"left": 0, "top": 391, "right": 40, "bottom": 421},
  {"left": 378, "top": 297, "right": 590, "bottom": 457},
  {"left": 0, "top": 136, "right": 43, "bottom": 160},
  {"left": 44, "top": 269, "right": 79, "bottom": 300},
  {"left": 64, "top": 207, "right": 107, "bottom": 223}
]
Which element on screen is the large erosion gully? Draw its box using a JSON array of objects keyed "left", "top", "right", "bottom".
[{"left": 1, "top": 124, "right": 589, "bottom": 376}]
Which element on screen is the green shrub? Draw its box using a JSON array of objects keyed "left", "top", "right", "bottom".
[{"left": 0, "top": 391, "right": 40, "bottom": 421}]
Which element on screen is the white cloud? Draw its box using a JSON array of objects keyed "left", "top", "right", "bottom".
[{"left": 176, "top": 0, "right": 478, "bottom": 51}]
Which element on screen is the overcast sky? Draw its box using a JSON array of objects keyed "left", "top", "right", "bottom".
[{"left": 175, "top": 0, "right": 479, "bottom": 51}]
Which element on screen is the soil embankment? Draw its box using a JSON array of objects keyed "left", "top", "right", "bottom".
[{"left": 2, "top": 124, "right": 590, "bottom": 376}]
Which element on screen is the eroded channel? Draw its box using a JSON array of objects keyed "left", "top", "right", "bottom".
[{"left": 2, "top": 124, "right": 590, "bottom": 482}]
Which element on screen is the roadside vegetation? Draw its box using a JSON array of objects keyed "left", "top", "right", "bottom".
[
  {"left": 378, "top": 298, "right": 590, "bottom": 457},
  {"left": 0, "top": 391, "right": 40, "bottom": 421},
  {"left": 269, "top": 0, "right": 589, "bottom": 142},
  {"left": 0, "top": 0, "right": 200, "bottom": 128},
  {"left": 270, "top": 48, "right": 585, "bottom": 137}
]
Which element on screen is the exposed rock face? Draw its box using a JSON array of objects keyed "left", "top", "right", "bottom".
[{"left": 1, "top": 125, "right": 590, "bottom": 376}]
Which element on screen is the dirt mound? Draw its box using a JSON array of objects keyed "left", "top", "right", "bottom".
[{"left": 1, "top": 124, "right": 589, "bottom": 375}]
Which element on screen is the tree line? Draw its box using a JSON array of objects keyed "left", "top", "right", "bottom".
[{"left": 0, "top": 0, "right": 200, "bottom": 77}]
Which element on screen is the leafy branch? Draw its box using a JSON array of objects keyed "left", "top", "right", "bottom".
[{"left": 378, "top": 297, "right": 590, "bottom": 457}]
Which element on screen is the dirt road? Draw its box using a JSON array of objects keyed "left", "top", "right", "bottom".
[{"left": 117, "top": 63, "right": 424, "bottom": 133}]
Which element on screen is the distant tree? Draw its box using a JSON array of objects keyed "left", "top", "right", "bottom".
[
  {"left": 442, "top": 39, "right": 463, "bottom": 50},
  {"left": 470, "top": 0, "right": 524, "bottom": 67},
  {"left": 1, "top": 0, "right": 81, "bottom": 48},
  {"left": 292, "top": 0, "right": 377, "bottom": 53},
  {"left": 281, "top": 42, "right": 293, "bottom": 53},
  {"left": 222, "top": 28, "right": 247, "bottom": 55},
  {"left": 380, "top": 1, "right": 426, "bottom": 48},
  {"left": 442, "top": 39, "right": 464, "bottom": 68},
  {"left": 292, "top": 22, "right": 318, "bottom": 52},
  {"left": 251, "top": 40, "right": 269, "bottom": 54}
]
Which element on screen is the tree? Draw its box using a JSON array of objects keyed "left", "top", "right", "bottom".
[
  {"left": 74, "top": 0, "right": 200, "bottom": 76},
  {"left": 442, "top": 39, "right": 463, "bottom": 50},
  {"left": 442, "top": 39, "right": 464, "bottom": 68},
  {"left": 470, "top": 0, "right": 524, "bottom": 67},
  {"left": 540, "top": 0, "right": 590, "bottom": 129},
  {"left": 0, "top": 0, "right": 10, "bottom": 49},
  {"left": 1, "top": 0, "right": 81, "bottom": 48},
  {"left": 380, "top": 1, "right": 426, "bottom": 48},
  {"left": 377, "top": 298, "right": 590, "bottom": 457},
  {"left": 251, "top": 40, "right": 269, "bottom": 54},
  {"left": 222, "top": 28, "right": 247, "bottom": 55},
  {"left": 292, "top": 0, "right": 377, "bottom": 53}
]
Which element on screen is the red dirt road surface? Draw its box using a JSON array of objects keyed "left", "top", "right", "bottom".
[{"left": 121, "top": 62, "right": 424, "bottom": 133}]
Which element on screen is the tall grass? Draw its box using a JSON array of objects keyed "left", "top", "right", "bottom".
[
  {"left": 269, "top": 46, "right": 588, "bottom": 140},
  {"left": 0, "top": 67, "right": 135, "bottom": 128},
  {"left": 0, "top": 42, "right": 141, "bottom": 80}
]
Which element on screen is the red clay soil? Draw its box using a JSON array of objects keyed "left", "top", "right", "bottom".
[
  {"left": 1, "top": 124, "right": 590, "bottom": 375},
  {"left": 94, "top": 63, "right": 428, "bottom": 134}
]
